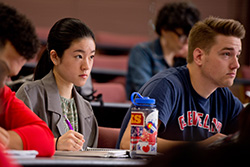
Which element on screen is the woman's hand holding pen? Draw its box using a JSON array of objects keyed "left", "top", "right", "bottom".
[{"left": 56, "top": 130, "right": 85, "bottom": 151}]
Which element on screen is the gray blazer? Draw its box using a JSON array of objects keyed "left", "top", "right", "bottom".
[{"left": 16, "top": 71, "right": 98, "bottom": 148}]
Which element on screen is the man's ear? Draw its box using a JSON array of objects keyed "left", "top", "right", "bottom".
[
  {"left": 50, "top": 50, "right": 60, "bottom": 65},
  {"left": 193, "top": 48, "right": 205, "bottom": 66}
]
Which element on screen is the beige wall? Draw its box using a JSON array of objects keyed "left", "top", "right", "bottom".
[
  {"left": 2, "top": 0, "right": 247, "bottom": 35},
  {"left": 2, "top": 0, "right": 249, "bottom": 63}
]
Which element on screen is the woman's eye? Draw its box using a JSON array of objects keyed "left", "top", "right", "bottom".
[
  {"left": 90, "top": 55, "right": 95, "bottom": 59},
  {"left": 75, "top": 55, "right": 82, "bottom": 59}
]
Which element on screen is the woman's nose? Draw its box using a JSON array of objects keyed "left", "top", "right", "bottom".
[{"left": 80, "top": 58, "right": 91, "bottom": 71}]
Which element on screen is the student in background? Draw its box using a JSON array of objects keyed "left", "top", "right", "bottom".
[
  {"left": 126, "top": 2, "right": 200, "bottom": 99},
  {"left": 16, "top": 18, "right": 98, "bottom": 151},
  {"left": 0, "top": 2, "right": 54, "bottom": 157},
  {"left": 118, "top": 16, "right": 245, "bottom": 152}
]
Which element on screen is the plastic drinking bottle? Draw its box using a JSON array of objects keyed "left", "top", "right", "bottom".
[{"left": 130, "top": 92, "right": 158, "bottom": 157}]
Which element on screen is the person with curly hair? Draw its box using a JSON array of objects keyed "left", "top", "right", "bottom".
[
  {"left": 0, "top": 2, "right": 55, "bottom": 157},
  {"left": 126, "top": 2, "right": 200, "bottom": 99}
]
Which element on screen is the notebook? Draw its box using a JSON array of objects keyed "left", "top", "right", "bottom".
[
  {"left": 5, "top": 150, "right": 38, "bottom": 159},
  {"left": 54, "top": 148, "right": 129, "bottom": 158}
]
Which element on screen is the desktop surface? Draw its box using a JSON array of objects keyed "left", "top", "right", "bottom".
[{"left": 16, "top": 155, "right": 148, "bottom": 167}]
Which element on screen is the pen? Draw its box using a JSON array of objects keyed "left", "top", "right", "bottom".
[
  {"left": 64, "top": 115, "right": 73, "bottom": 130},
  {"left": 64, "top": 115, "right": 84, "bottom": 151}
]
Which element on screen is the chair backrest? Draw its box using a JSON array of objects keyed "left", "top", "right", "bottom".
[
  {"left": 97, "top": 126, "right": 120, "bottom": 148},
  {"left": 93, "top": 54, "right": 128, "bottom": 71},
  {"left": 238, "top": 65, "right": 250, "bottom": 102},
  {"left": 93, "top": 82, "right": 127, "bottom": 103},
  {"left": 95, "top": 31, "right": 148, "bottom": 49}
]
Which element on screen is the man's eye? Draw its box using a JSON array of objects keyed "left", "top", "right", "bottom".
[{"left": 223, "top": 52, "right": 230, "bottom": 56}]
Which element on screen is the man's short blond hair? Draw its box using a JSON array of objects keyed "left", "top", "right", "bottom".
[{"left": 187, "top": 16, "right": 246, "bottom": 63}]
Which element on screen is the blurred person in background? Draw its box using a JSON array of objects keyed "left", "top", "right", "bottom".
[{"left": 126, "top": 2, "right": 200, "bottom": 99}]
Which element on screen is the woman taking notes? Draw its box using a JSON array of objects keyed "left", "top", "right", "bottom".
[{"left": 16, "top": 18, "right": 98, "bottom": 151}]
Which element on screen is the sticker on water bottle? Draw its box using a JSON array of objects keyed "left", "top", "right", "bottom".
[
  {"left": 145, "top": 111, "right": 158, "bottom": 134},
  {"left": 136, "top": 142, "right": 157, "bottom": 154},
  {"left": 131, "top": 112, "right": 145, "bottom": 126},
  {"left": 131, "top": 109, "right": 158, "bottom": 155}
]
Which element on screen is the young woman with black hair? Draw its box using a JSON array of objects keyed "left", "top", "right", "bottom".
[{"left": 16, "top": 18, "right": 98, "bottom": 151}]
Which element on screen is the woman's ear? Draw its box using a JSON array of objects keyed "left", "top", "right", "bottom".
[
  {"left": 50, "top": 50, "right": 60, "bottom": 65},
  {"left": 193, "top": 48, "right": 205, "bottom": 66}
]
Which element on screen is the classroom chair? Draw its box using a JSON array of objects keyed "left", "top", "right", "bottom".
[
  {"left": 93, "top": 82, "right": 127, "bottom": 103},
  {"left": 97, "top": 126, "right": 120, "bottom": 148}
]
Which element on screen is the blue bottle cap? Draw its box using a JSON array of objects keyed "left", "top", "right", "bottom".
[{"left": 131, "top": 92, "right": 155, "bottom": 106}]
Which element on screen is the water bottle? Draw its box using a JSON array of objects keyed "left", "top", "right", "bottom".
[{"left": 130, "top": 92, "right": 158, "bottom": 158}]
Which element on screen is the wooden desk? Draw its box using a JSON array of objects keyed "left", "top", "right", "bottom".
[
  {"left": 16, "top": 156, "right": 147, "bottom": 167},
  {"left": 234, "top": 78, "right": 250, "bottom": 85}
]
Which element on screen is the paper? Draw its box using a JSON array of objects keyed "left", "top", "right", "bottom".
[
  {"left": 54, "top": 148, "right": 129, "bottom": 158},
  {"left": 5, "top": 150, "right": 38, "bottom": 159},
  {"left": 246, "top": 91, "right": 250, "bottom": 98}
]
